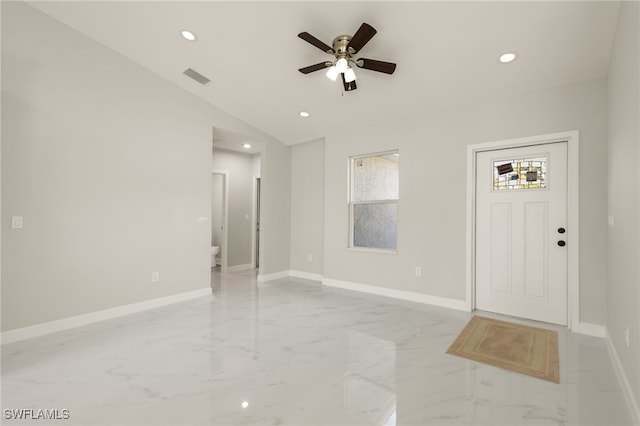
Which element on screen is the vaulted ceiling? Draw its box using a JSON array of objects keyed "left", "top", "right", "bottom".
[{"left": 29, "top": 1, "right": 620, "bottom": 146}]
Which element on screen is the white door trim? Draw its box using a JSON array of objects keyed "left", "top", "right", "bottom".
[
  {"left": 466, "top": 130, "right": 580, "bottom": 330},
  {"left": 212, "top": 169, "right": 229, "bottom": 273},
  {"left": 251, "top": 175, "right": 260, "bottom": 270}
]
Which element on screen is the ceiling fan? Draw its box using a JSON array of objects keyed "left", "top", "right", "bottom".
[{"left": 297, "top": 22, "right": 397, "bottom": 92}]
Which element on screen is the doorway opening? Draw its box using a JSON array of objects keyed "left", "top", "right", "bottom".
[
  {"left": 211, "top": 170, "right": 229, "bottom": 273},
  {"left": 211, "top": 127, "right": 263, "bottom": 277}
]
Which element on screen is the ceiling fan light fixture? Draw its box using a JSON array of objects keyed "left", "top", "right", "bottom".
[
  {"left": 335, "top": 58, "right": 348, "bottom": 73},
  {"left": 344, "top": 67, "right": 356, "bottom": 83},
  {"left": 326, "top": 66, "right": 340, "bottom": 81}
]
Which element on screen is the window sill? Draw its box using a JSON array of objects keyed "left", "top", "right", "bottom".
[{"left": 348, "top": 247, "right": 398, "bottom": 255}]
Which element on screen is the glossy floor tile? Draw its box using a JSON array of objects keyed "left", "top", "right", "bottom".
[{"left": 1, "top": 270, "right": 635, "bottom": 425}]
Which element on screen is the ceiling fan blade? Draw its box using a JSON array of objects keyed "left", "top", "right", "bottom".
[
  {"left": 298, "top": 62, "right": 332, "bottom": 74},
  {"left": 347, "top": 23, "right": 377, "bottom": 53},
  {"left": 356, "top": 58, "right": 397, "bottom": 74},
  {"left": 341, "top": 73, "right": 357, "bottom": 92},
  {"left": 298, "top": 32, "right": 334, "bottom": 53}
]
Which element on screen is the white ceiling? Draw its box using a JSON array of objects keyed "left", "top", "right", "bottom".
[
  {"left": 29, "top": 1, "right": 620, "bottom": 147},
  {"left": 212, "top": 127, "right": 263, "bottom": 154}
]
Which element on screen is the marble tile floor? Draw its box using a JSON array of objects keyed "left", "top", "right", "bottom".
[{"left": 1, "top": 269, "right": 635, "bottom": 426}]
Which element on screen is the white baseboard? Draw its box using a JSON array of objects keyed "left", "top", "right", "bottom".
[
  {"left": 257, "top": 270, "right": 289, "bottom": 282},
  {"left": 322, "top": 278, "right": 468, "bottom": 312},
  {"left": 289, "top": 270, "right": 323, "bottom": 282},
  {"left": 1, "top": 287, "right": 212, "bottom": 345},
  {"left": 605, "top": 328, "right": 640, "bottom": 425},
  {"left": 226, "top": 263, "right": 253, "bottom": 272},
  {"left": 574, "top": 322, "right": 607, "bottom": 338}
]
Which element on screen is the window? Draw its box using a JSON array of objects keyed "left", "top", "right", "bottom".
[
  {"left": 493, "top": 156, "right": 547, "bottom": 191},
  {"left": 349, "top": 151, "right": 399, "bottom": 250}
]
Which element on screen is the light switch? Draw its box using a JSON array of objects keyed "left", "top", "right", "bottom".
[{"left": 11, "top": 216, "right": 23, "bottom": 229}]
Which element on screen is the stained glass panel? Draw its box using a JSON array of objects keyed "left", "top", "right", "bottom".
[{"left": 493, "top": 156, "right": 547, "bottom": 190}]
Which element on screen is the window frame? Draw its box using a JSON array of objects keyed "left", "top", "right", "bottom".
[{"left": 347, "top": 150, "right": 400, "bottom": 253}]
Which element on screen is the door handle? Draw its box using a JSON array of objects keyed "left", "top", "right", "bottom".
[
  {"left": 557, "top": 240, "right": 566, "bottom": 247},
  {"left": 558, "top": 227, "right": 566, "bottom": 234}
]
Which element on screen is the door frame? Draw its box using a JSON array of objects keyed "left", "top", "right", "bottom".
[
  {"left": 251, "top": 175, "right": 261, "bottom": 270},
  {"left": 465, "top": 130, "right": 580, "bottom": 330},
  {"left": 212, "top": 169, "right": 229, "bottom": 273}
]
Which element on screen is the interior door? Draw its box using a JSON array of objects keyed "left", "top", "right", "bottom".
[{"left": 475, "top": 142, "right": 568, "bottom": 325}]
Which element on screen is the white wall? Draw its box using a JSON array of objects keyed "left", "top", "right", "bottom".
[
  {"left": 290, "top": 139, "right": 325, "bottom": 276},
  {"left": 1, "top": 2, "right": 290, "bottom": 331},
  {"left": 212, "top": 148, "right": 254, "bottom": 268},
  {"left": 252, "top": 154, "right": 261, "bottom": 177},
  {"left": 323, "top": 78, "right": 608, "bottom": 324},
  {"left": 607, "top": 0, "right": 640, "bottom": 413},
  {"left": 260, "top": 140, "right": 291, "bottom": 276}
]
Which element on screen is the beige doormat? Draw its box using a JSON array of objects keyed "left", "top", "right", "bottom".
[{"left": 447, "top": 316, "right": 559, "bottom": 383}]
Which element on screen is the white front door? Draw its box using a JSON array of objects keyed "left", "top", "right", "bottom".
[{"left": 475, "top": 142, "right": 568, "bottom": 325}]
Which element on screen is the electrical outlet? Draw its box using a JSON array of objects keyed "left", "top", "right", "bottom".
[
  {"left": 625, "top": 326, "right": 630, "bottom": 348},
  {"left": 307, "top": 254, "right": 313, "bottom": 262},
  {"left": 415, "top": 267, "right": 422, "bottom": 277},
  {"left": 11, "top": 216, "right": 23, "bottom": 229},
  {"left": 151, "top": 272, "right": 159, "bottom": 283}
]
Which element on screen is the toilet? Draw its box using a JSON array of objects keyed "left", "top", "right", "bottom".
[{"left": 211, "top": 246, "right": 220, "bottom": 266}]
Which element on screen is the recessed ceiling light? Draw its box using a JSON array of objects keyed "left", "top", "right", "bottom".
[
  {"left": 181, "top": 30, "right": 197, "bottom": 41},
  {"left": 499, "top": 52, "right": 516, "bottom": 63},
  {"left": 299, "top": 111, "right": 310, "bottom": 117},
  {"left": 242, "top": 143, "right": 252, "bottom": 149}
]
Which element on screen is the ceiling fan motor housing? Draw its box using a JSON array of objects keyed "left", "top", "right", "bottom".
[{"left": 333, "top": 35, "right": 354, "bottom": 57}]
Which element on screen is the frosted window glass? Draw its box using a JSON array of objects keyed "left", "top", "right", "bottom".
[
  {"left": 353, "top": 156, "right": 399, "bottom": 201},
  {"left": 353, "top": 203, "right": 398, "bottom": 250}
]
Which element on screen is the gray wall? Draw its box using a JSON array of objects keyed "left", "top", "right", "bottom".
[
  {"left": 212, "top": 148, "right": 255, "bottom": 268},
  {"left": 290, "top": 139, "right": 324, "bottom": 275},
  {"left": 1, "top": 2, "right": 290, "bottom": 331},
  {"left": 607, "top": 0, "right": 639, "bottom": 411},
  {"left": 323, "top": 78, "right": 608, "bottom": 325}
]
